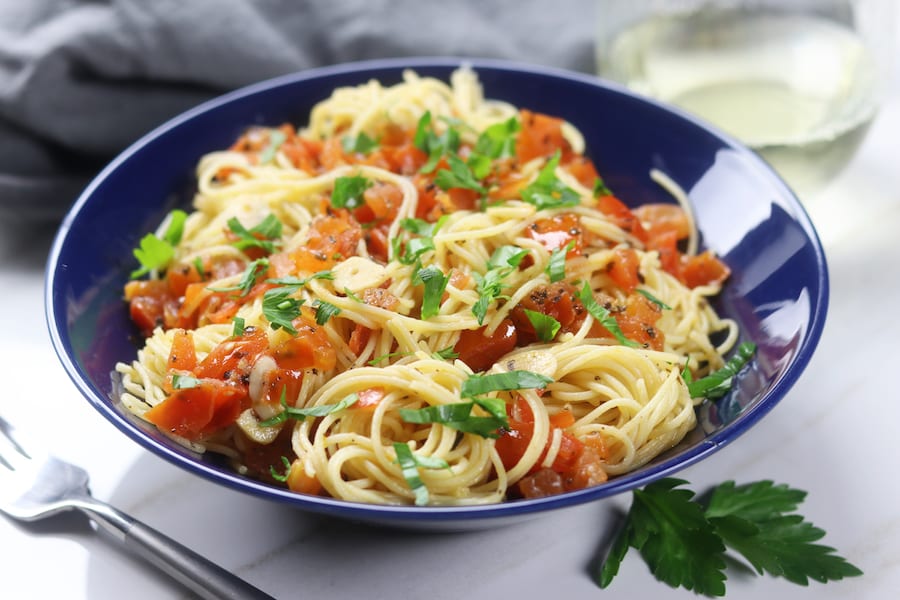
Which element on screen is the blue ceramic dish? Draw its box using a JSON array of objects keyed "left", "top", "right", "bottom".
[{"left": 45, "top": 58, "right": 828, "bottom": 529}]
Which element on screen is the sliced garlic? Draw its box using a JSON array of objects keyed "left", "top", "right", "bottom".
[
  {"left": 496, "top": 349, "right": 558, "bottom": 379},
  {"left": 236, "top": 409, "right": 281, "bottom": 445},
  {"left": 331, "top": 256, "right": 388, "bottom": 293}
]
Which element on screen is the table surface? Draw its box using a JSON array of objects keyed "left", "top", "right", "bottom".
[{"left": 3, "top": 54, "right": 900, "bottom": 600}]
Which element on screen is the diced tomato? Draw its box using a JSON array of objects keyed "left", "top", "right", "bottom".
[
  {"left": 125, "top": 279, "right": 177, "bottom": 336},
  {"left": 304, "top": 212, "right": 363, "bottom": 265},
  {"left": 562, "top": 446, "right": 608, "bottom": 491},
  {"left": 269, "top": 319, "right": 336, "bottom": 372},
  {"left": 525, "top": 213, "right": 584, "bottom": 255},
  {"left": 564, "top": 155, "right": 600, "bottom": 189},
  {"left": 454, "top": 319, "right": 518, "bottom": 373},
  {"left": 166, "top": 261, "right": 205, "bottom": 297},
  {"left": 348, "top": 323, "right": 372, "bottom": 356},
  {"left": 167, "top": 329, "right": 197, "bottom": 372},
  {"left": 516, "top": 109, "right": 572, "bottom": 163},
  {"left": 261, "top": 366, "right": 305, "bottom": 408},
  {"left": 286, "top": 461, "right": 323, "bottom": 495},
  {"left": 647, "top": 229, "right": 681, "bottom": 277},
  {"left": 362, "top": 287, "right": 400, "bottom": 311},
  {"left": 610, "top": 293, "right": 665, "bottom": 351},
  {"left": 354, "top": 182, "right": 403, "bottom": 224},
  {"left": 319, "top": 137, "right": 348, "bottom": 170},
  {"left": 195, "top": 327, "right": 269, "bottom": 383},
  {"left": 681, "top": 251, "right": 730, "bottom": 289},
  {"left": 518, "top": 468, "right": 565, "bottom": 499},
  {"left": 144, "top": 378, "right": 246, "bottom": 441},
  {"left": 634, "top": 203, "right": 691, "bottom": 242},
  {"left": 494, "top": 398, "right": 584, "bottom": 475},
  {"left": 596, "top": 194, "right": 647, "bottom": 243},
  {"left": 510, "top": 282, "right": 586, "bottom": 344},
  {"left": 607, "top": 247, "right": 641, "bottom": 294}
]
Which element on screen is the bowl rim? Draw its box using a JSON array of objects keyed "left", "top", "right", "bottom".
[{"left": 45, "top": 56, "right": 829, "bottom": 523}]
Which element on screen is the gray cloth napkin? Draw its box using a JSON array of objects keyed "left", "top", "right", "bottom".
[{"left": 0, "top": 0, "right": 597, "bottom": 221}]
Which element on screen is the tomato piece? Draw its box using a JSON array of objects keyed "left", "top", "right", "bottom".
[
  {"left": 362, "top": 287, "right": 400, "bottom": 311},
  {"left": 494, "top": 398, "right": 584, "bottom": 475},
  {"left": 319, "top": 137, "right": 347, "bottom": 170},
  {"left": 682, "top": 251, "right": 731, "bottom": 289},
  {"left": 518, "top": 468, "right": 565, "bottom": 499},
  {"left": 596, "top": 194, "right": 648, "bottom": 243},
  {"left": 167, "top": 329, "right": 197, "bottom": 372},
  {"left": 454, "top": 319, "right": 518, "bottom": 373},
  {"left": 305, "top": 212, "right": 363, "bottom": 264},
  {"left": 166, "top": 261, "right": 205, "bottom": 297},
  {"left": 510, "top": 282, "right": 586, "bottom": 343},
  {"left": 516, "top": 109, "right": 572, "bottom": 163},
  {"left": 195, "top": 327, "right": 269, "bottom": 383},
  {"left": 607, "top": 247, "right": 641, "bottom": 294},
  {"left": 287, "top": 461, "right": 323, "bottom": 495},
  {"left": 262, "top": 366, "right": 305, "bottom": 408},
  {"left": 270, "top": 320, "right": 336, "bottom": 372},
  {"left": 144, "top": 378, "right": 246, "bottom": 440},
  {"left": 564, "top": 155, "right": 600, "bottom": 189},
  {"left": 348, "top": 323, "right": 372, "bottom": 356},
  {"left": 525, "top": 213, "right": 584, "bottom": 255},
  {"left": 125, "top": 279, "right": 176, "bottom": 336},
  {"left": 613, "top": 293, "right": 665, "bottom": 351},
  {"left": 647, "top": 229, "right": 681, "bottom": 278},
  {"left": 562, "top": 446, "right": 608, "bottom": 491},
  {"left": 634, "top": 203, "right": 691, "bottom": 242},
  {"left": 356, "top": 182, "right": 403, "bottom": 223}
]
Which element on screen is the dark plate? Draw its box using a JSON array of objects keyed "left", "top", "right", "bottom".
[{"left": 45, "top": 58, "right": 827, "bottom": 529}]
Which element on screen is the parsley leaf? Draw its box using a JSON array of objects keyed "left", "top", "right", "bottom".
[
  {"left": 523, "top": 309, "right": 561, "bottom": 342},
  {"left": 473, "top": 116, "right": 520, "bottom": 160},
  {"left": 341, "top": 132, "right": 379, "bottom": 155},
  {"left": 130, "top": 209, "right": 187, "bottom": 278},
  {"left": 687, "top": 342, "right": 756, "bottom": 399},
  {"left": 269, "top": 456, "right": 291, "bottom": 482},
  {"left": 471, "top": 245, "right": 527, "bottom": 325},
  {"left": 414, "top": 111, "right": 460, "bottom": 173},
  {"left": 259, "top": 129, "right": 287, "bottom": 164},
  {"left": 577, "top": 282, "right": 639, "bottom": 347},
  {"left": 227, "top": 215, "right": 283, "bottom": 254},
  {"left": 398, "top": 402, "right": 506, "bottom": 439},
  {"left": 131, "top": 233, "right": 175, "bottom": 279},
  {"left": 259, "top": 391, "right": 359, "bottom": 427},
  {"left": 592, "top": 176, "right": 614, "bottom": 197},
  {"left": 432, "top": 346, "right": 459, "bottom": 360},
  {"left": 207, "top": 258, "right": 269, "bottom": 296},
  {"left": 413, "top": 265, "right": 448, "bottom": 319},
  {"left": 262, "top": 287, "right": 304, "bottom": 333},
  {"left": 521, "top": 151, "right": 581, "bottom": 210},
  {"left": 599, "top": 478, "right": 862, "bottom": 595},
  {"left": 434, "top": 154, "right": 486, "bottom": 194},
  {"left": 331, "top": 175, "right": 372, "bottom": 209},
  {"left": 393, "top": 442, "right": 449, "bottom": 506},
  {"left": 546, "top": 240, "right": 574, "bottom": 283},
  {"left": 314, "top": 300, "right": 341, "bottom": 325},
  {"left": 600, "top": 478, "right": 727, "bottom": 595},
  {"left": 460, "top": 370, "right": 552, "bottom": 398},
  {"left": 636, "top": 288, "right": 672, "bottom": 310},
  {"left": 232, "top": 316, "right": 245, "bottom": 337}
]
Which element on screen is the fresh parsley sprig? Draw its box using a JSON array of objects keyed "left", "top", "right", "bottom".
[
  {"left": 227, "top": 214, "right": 283, "bottom": 254},
  {"left": 471, "top": 245, "right": 529, "bottom": 325},
  {"left": 577, "top": 282, "right": 639, "bottom": 347},
  {"left": 393, "top": 442, "right": 450, "bottom": 506},
  {"left": 521, "top": 151, "right": 580, "bottom": 211},
  {"left": 599, "top": 478, "right": 862, "bottom": 596},
  {"left": 130, "top": 209, "right": 188, "bottom": 278},
  {"left": 687, "top": 342, "right": 757, "bottom": 399},
  {"left": 259, "top": 390, "right": 360, "bottom": 427}
]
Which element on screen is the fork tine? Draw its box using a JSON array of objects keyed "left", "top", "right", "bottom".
[{"left": 0, "top": 414, "right": 32, "bottom": 470}]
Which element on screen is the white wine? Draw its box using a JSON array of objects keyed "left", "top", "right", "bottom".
[{"left": 598, "top": 9, "right": 881, "bottom": 193}]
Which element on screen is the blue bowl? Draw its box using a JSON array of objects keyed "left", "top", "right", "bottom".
[{"left": 45, "top": 58, "right": 828, "bottom": 529}]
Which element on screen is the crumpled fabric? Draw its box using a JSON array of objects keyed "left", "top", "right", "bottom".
[{"left": 0, "top": 0, "right": 597, "bottom": 221}]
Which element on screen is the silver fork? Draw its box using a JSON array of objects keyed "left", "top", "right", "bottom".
[{"left": 0, "top": 414, "right": 275, "bottom": 600}]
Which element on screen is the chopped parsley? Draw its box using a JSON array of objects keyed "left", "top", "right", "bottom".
[
  {"left": 393, "top": 442, "right": 450, "bottom": 506},
  {"left": 546, "top": 240, "right": 574, "bottom": 283},
  {"left": 130, "top": 209, "right": 187, "bottom": 278},
  {"left": 687, "top": 342, "right": 756, "bottom": 399},
  {"left": 261, "top": 287, "right": 304, "bottom": 333},
  {"left": 330, "top": 175, "right": 372, "bottom": 210},
  {"left": 341, "top": 132, "right": 379, "bottom": 155},
  {"left": 521, "top": 151, "right": 581, "bottom": 210},
  {"left": 207, "top": 258, "right": 269, "bottom": 296},
  {"left": 471, "top": 246, "right": 528, "bottom": 325},
  {"left": 577, "top": 282, "right": 639, "bottom": 347},
  {"left": 259, "top": 390, "right": 359, "bottom": 427},
  {"left": 523, "top": 309, "right": 561, "bottom": 342},
  {"left": 227, "top": 214, "right": 283, "bottom": 254},
  {"left": 413, "top": 265, "right": 449, "bottom": 319},
  {"left": 259, "top": 129, "right": 287, "bottom": 164},
  {"left": 414, "top": 111, "right": 461, "bottom": 173},
  {"left": 313, "top": 300, "right": 341, "bottom": 325}
]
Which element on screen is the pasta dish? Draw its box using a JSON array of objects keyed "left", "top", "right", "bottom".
[{"left": 116, "top": 67, "right": 742, "bottom": 506}]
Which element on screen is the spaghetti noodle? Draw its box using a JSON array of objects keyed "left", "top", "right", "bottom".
[{"left": 116, "top": 67, "right": 738, "bottom": 505}]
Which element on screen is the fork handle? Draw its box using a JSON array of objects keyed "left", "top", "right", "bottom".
[{"left": 75, "top": 499, "right": 275, "bottom": 600}]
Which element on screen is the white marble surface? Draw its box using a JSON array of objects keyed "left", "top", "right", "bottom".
[{"left": 3, "top": 60, "right": 900, "bottom": 600}]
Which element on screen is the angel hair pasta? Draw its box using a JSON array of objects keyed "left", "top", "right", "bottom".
[{"left": 116, "top": 67, "right": 741, "bottom": 506}]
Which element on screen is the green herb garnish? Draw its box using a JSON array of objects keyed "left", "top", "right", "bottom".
[
  {"left": 259, "top": 391, "right": 359, "bottom": 427},
  {"left": 398, "top": 402, "right": 506, "bottom": 439},
  {"left": 207, "top": 258, "right": 269, "bottom": 296},
  {"left": 393, "top": 442, "right": 450, "bottom": 506},
  {"left": 434, "top": 154, "right": 486, "bottom": 195},
  {"left": 577, "top": 282, "right": 639, "bottom": 347},
  {"left": 269, "top": 456, "right": 291, "bottom": 483},
  {"left": 331, "top": 175, "right": 372, "bottom": 210},
  {"left": 227, "top": 214, "right": 283, "bottom": 254},
  {"left": 130, "top": 209, "right": 187, "bottom": 278},
  {"left": 523, "top": 309, "right": 561, "bottom": 342},
  {"left": 313, "top": 300, "right": 341, "bottom": 325},
  {"left": 598, "top": 478, "right": 862, "bottom": 596},
  {"left": 231, "top": 316, "right": 245, "bottom": 337},
  {"left": 261, "top": 287, "right": 304, "bottom": 333},
  {"left": 413, "top": 265, "right": 448, "bottom": 319},
  {"left": 171, "top": 374, "right": 201, "bottom": 390},
  {"left": 259, "top": 129, "right": 287, "bottom": 164},
  {"left": 414, "top": 111, "right": 461, "bottom": 173},
  {"left": 460, "top": 370, "right": 552, "bottom": 398},
  {"left": 636, "top": 288, "right": 672, "bottom": 310},
  {"left": 341, "top": 132, "right": 379, "bottom": 155},
  {"left": 520, "top": 151, "right": 580, "bottom": 210},
  {"left": 546, "top": 240, "right": 574, "bottom": 283},
  {"left": 687, "top": 342, "right": 756, "bottom": 399}
]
